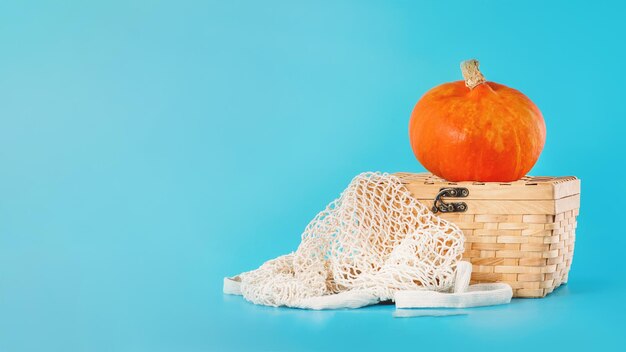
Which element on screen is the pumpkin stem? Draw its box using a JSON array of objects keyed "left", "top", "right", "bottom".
[{"left": 461, "top": 59, "right": 486, "bottom": 89}]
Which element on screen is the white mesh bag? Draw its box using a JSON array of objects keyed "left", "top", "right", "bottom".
[{"left": 223, "top": 172, "right": 512, "bottom": 309}]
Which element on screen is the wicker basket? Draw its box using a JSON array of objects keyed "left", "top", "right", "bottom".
[{"left": 396, "top": 172, "right": 581, "bottom": 298}]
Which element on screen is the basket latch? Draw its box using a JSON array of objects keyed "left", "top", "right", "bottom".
[{"left": 432, "top": 187, "right": 469, "bottom": 213}]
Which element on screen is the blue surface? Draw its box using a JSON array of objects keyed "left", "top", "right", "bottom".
[{"left": 1, "top": 1, "right": 625, "bottom": 351}]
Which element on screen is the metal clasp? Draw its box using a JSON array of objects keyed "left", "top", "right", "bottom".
[{"left": 432, "top": 187, "right": 469, "bottom": 213}]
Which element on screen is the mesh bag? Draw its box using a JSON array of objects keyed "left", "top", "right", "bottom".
[{"left": 226, "top": 172, "right": 469, "bottom": 308}]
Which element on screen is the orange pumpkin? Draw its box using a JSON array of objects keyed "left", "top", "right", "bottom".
[{"left": 408, "top": 59, "right": 546, "bottom": 182}]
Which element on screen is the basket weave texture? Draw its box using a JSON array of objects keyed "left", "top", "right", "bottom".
[{"left": 397, "top": 173, "right": 580, "bottom": 298}]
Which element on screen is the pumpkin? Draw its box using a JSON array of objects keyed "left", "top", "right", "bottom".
[{"left": 408, "top": 59, "right": 546, "bottom": 182}]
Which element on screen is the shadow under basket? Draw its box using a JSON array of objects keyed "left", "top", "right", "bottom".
[{"left": 397, "top": 172, "right": 581, "bottom": 298}]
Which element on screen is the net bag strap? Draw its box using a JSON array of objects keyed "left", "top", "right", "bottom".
[{"left": 394, "top": 261, "right": 513, "bottom": 309}]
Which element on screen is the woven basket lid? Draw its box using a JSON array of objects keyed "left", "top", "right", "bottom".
[{"left": 395, "top": 172, "right": 580, "bottom": 201}]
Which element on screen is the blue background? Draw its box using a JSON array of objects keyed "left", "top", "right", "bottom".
[{"left": 1, "top": 0, "right": 625, "bottom": 351}]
